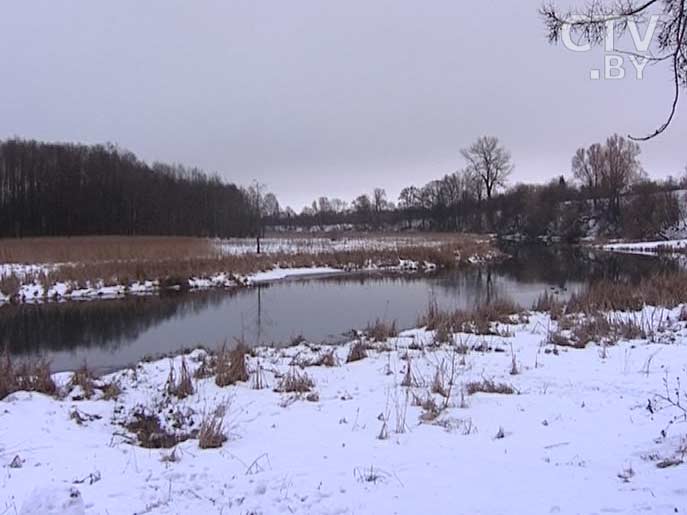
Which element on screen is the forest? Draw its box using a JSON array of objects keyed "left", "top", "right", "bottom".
[{"left": 0, "top": 139, "right": 256, "bottom": 238}]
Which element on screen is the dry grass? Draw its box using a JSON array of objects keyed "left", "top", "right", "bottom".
[
  {"left": 126, "top": 409, "right": 189, "bottom": 449},
  {"left": 566, "top": 273, "right": 687, "bottom": 313},
  {"left": 465, "top": 379, "right": 515, "bottom": 395},
  {"left": 101, "top": 380, "right": 122, "bottom": 401},
  {"left": 533, "top": 291, "right": 565, "bottom": 319},
  {"left": 312, "top": 349, "right": 338, "bottom": 367},
  {"left": 365, "top": 319, "right": 398, "bottom": 342},
  {"left": 274, "top": 368, "right": 314, "bottom": 393},
  {"left": 69, "top": 364, "right": 97, "bottom": 399},
  {"left": 0, "top": 234, "right": 497, "bottom": 295},
  {"left": 0, "top": 275, "right": 21, "bottom": 298},
  {"left": 215, "top": 343, "right": 249, "bottom": 387},
  {"left": 346, "top": 341, "right": 368, "bottom": 363},
  {"left": 568, "top": 314, "right": 645, "bottom": 347},
  {"left": 0, "top": 236, "right": 217, "bottom": 264},
  {"left": 198, "top": 411, "right": 227, "bottom": 449},
  {"left": 166, "top": 357, "right": 195, "bottom": 399},
  {"left": 420, "top": 297, "right": 522, "bottom": 336},
  {"left": 0, "top": 351, "right": 57, "bottom": 400}
]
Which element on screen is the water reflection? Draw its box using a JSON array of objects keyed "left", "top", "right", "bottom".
[{"left": 0, "top": 246, "right": 671, "bottom": 372}]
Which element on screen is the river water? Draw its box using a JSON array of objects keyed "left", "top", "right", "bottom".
[{"left": 0, "top": 245, "right": 674, "bottom": 372}]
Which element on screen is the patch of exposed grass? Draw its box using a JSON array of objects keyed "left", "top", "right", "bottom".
[
  {"left": 312, "top": 349, "right": 338, "bottom": 367},
  {"left": 365, "top": 319, "right": 398, "bottom": 342},
  {"left": 274, "top": 368, "right": 314, "bottom": 393},
  {"left": 125, "top": 408, "right": 191, "bottom": 449},
  {"left": 533, "top": 290, "right": 565, "bottom": 319},
  {"left": 420, "top": 297, "right": 522, "bottom": 336},
  {"left": 0, "top": 351, "right": 57, "bottom": 400},
  {"left": 198, "top": 410, "right": 227, "bottom": 449},
  {"left": 69, "top": 364, "right": 97, "bottom": 400},
  {"left": 215, "top": 343, "right": 249, "bottom": 387},
  {"left": 465, "top": 379, "right": 515, "bottom": 395},
  {"left": 566, "top": 273, "right": 687, "bottom": 313},
  {"left": 346, "top": 341, "right": 368, "bottom": 363},
  {"left": 166, "top": 357, "right": 195, "bottom": 399}
]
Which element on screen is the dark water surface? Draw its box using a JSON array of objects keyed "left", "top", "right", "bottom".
[{"left": 0, "top": 246, "right": 675, "bottom": 372}]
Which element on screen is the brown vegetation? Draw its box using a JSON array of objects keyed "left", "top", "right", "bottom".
[
  {"left": 126, "top": 409, "right": 190, "bottom": 449},
  {"left": 346, "top": 341, "right": 369, "bottom": 363},
  {"left": 0, "top": 351, "right": 57, "bottom": 400},
  {"left": 420, "top": 297, "right": 522, "bottom": 336},
  {"left": 465, "top": 379, "right": 515, "bottom": 395},
  {"left": 166, "top": 357, "right": 195, "bottom": 399},
  {"left": 0, "top": 234, "right": 498, "bottom": 299},
  {"left": 566, "top": 273, "right": 687, "bottom": 313},
  {"left": 215, "top": 344, "right": 250, "bottom": 387},
  {"left": 198, "top": 411, "right": 227, "bottom": 449},
  {"left": 69, "top": 364, "right": 97, "bottom": 399},
  {"left": 274, "top": 368, "right": 314, "bottom": 393},
  {"left": 365, "top": 319, "right": 398, "bottom": 342}
]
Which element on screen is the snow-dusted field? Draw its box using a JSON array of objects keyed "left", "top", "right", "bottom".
[{"left": 2, "top": 309, "right": 687, "bottom": 514}]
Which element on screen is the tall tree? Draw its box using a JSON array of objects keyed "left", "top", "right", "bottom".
[
  {"left": 460, "top": 136, "right": 513, "bottom": 202},
  {"left": 602, "top": 134, "right": 644, "bottom": 221},
  {"left": 572, "top": 143, "right": 605, "bottom": 206}
]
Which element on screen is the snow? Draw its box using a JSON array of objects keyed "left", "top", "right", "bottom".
[
  {"left": 216, "top": 237, "right": 450, "bottom": 256},
  {"left": 0, "top": 267, "right": 344, "bottom": 306},
  {"left": 603, "top": 239, "right": 687, "bottom": 255},
  {"left": 247, "top": 266, "right": 343, "bottom": 283},
  {"left": 18, "top": 487, "right": 85, "bottom": 515},
  {"left": 2, "top": 308, "right": 687, "bottom": 514}
]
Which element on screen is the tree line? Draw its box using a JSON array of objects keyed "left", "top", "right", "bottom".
[
  {"left": 282, "top": 134, "right": 686, "bottom": 242},
  {"left": 0, "top": 139, "right": 264, "bottom": 238}
]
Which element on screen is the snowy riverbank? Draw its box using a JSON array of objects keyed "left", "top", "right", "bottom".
[
  {"left": 0, "top": 235, "right": 499, "bottom": 306},
  {"left": 603, "top": 239, "right": 687, "bottom": 255},
  {"left": 2, "top": 307, "right": 687, "bottom": 514}
]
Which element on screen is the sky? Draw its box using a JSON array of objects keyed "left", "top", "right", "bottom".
[{"left": 0, "top": 0, "right": 685, "bottom": 211}]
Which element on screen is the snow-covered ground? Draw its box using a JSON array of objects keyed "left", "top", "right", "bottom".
[
  {"left": 0, "top": 267, "right": 348, "bottom": 305},
  {"left": 2, "top": 308, "right": 687, "bottom": 514},
  {"left": 603, "top": 239, "right": 687, "bottom": 255}
]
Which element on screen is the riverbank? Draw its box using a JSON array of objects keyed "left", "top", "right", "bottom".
[
  {"left": 0, "top": 234, "right": 499, "bottom": 305},
  {"left": 2, "top": 296, "right": 687, "bottom": 514},
  {"left": 602, "top": 238, "right": 687, "bottom": 256}
]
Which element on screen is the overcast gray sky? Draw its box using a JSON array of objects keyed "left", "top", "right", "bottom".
[{"left": 1, "top": 0, "right": 684, "bottom": 210}]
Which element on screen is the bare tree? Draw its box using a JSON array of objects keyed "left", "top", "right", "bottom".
[
  {"left": 246, "top": 181, "right": 267, "bottom": 253},
  {"left": 541, "top": 0, "right": 687, "bottom": 140},
  {"left": 460, "top": 136, "right": 513, "bottom": 202},
  {"left": 572, "top": 143, "right": 605, "bottom": 206},
  {"left": 602, "top": 133, "right": 644, "bottom": 220},
  {"left": 353, "top": 194, "right": 372, "bottom": 226},
  {"left": 372, "top": 188, "right": 387, "bottom": 227}
]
